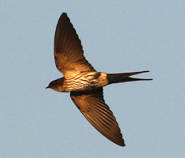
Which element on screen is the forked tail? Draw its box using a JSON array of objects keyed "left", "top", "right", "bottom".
[{"left": 107, "top": 70, "right": 152, "bottom": 84}]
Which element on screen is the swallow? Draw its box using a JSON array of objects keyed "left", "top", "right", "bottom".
[{"left": 46, "top": 12, "right": 152, "bottom": 147}]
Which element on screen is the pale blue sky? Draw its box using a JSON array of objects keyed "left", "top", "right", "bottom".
[{"left": 1, "top": 1, "right": 185, "bottom": 158}]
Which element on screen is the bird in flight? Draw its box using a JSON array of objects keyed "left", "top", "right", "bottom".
[{"left": 46, "top": 12, "right": 152, "bottom": 147}]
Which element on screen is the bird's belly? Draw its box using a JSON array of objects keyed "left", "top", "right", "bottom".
[
  {"left": 64, "top": 72, "right": 103, "bottom": 91},
  {"left": 67, "top": 79, "right": 102, "bottom": 91}
]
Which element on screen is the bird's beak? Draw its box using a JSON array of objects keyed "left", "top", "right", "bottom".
[{"left": 46, "top": 86, "right": 49, "bottom": 89}]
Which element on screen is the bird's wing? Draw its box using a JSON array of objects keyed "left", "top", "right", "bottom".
[
  {"left": 54, "top": 12, "right": 96, "bottom": 76},
  {"left": 70, "top": 88, "right": 125, "bottom": 146}
]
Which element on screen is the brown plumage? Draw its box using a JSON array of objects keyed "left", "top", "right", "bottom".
[{"left": 46, "top": 12, "right": 152, "bottom": 147}]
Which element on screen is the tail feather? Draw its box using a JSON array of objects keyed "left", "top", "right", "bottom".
[{"left": 107, "top": 70, "right": 152, "bottom": 84}]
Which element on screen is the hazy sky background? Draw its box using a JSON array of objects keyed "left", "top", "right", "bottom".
[{"left": 1, "top": 1, "right": 185, "bottom": 158}]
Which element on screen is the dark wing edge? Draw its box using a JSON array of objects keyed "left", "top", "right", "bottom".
[
  {"left": 70, "top": 88, "right": 125, "bottom": 147},
  {"left": 54, "top": 12, "right": 96, "bottom": 74}
]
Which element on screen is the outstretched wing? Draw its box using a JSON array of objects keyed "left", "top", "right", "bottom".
[
  {"left": 70, "top": 88, "right": 125, "bottom": 146},
  {"left": 54, "top": 12, "right": 96, "bottom": 76}
]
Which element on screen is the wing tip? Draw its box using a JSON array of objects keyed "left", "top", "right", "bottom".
[
  {"left": 111, "top": 135, "right": 125, "bottom": 147},
  {"left": 117, "top": 140, "right": 126, "bottom": 147}
]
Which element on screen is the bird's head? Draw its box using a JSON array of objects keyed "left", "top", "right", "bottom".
[{"left": 46, "top": 78, "right": 64, "bottom": 92}]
